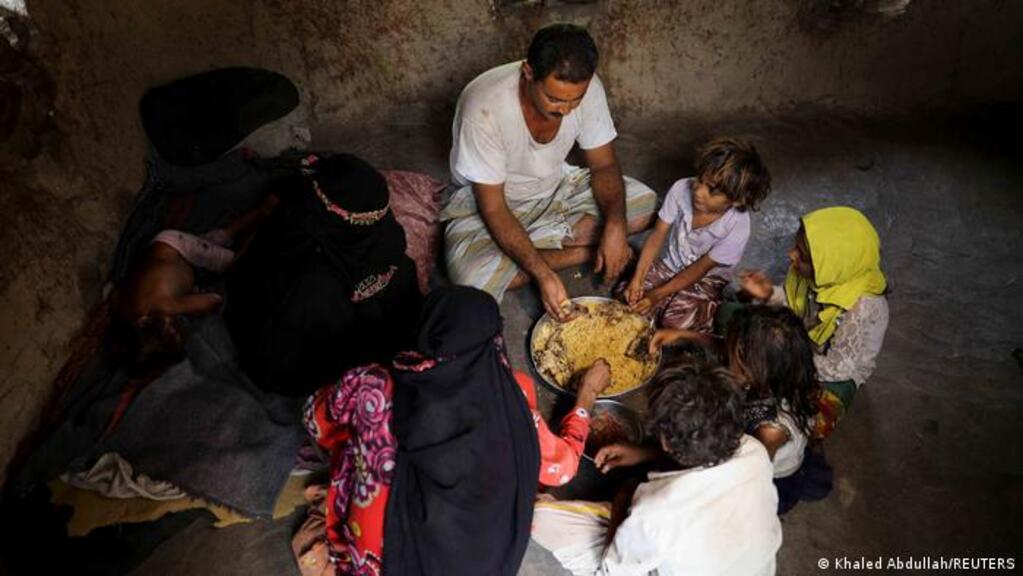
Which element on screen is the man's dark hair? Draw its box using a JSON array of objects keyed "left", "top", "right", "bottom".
[
  {"left": 527, "top": 23, "right": 598, "bottom": 83},
  {"left": 646, "top": 360, "right": 744, "bottom": 469},
  {"left": 694, "top": 137, "right": 772, "bottom": 212}
]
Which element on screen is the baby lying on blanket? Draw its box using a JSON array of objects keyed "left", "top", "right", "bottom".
[{"left": 113, "top": 196, "right": 277, "bottom": 370}]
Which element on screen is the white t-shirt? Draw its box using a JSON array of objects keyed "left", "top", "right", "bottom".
[
  {"left": 450, "top": 61, "right": 617, "bottom": 203},
  {"left": 600, "top": 435, "right": 782, "bottom": 576},
  {"left": 771, "top": 407, "right": 808, "bottom": 478},
  {"left": 657, "top": 177, "right": 751, "bottom": 280}
]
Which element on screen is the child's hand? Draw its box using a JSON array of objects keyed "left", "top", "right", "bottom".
[
  {"left": 739, "top": 269, "right": 773, "bottom": 301},
  {"left": 648, "top": 328, "right": 686, "bottom": 354},
  {"left": 630, "top": 295, "right": 657, "bottom": 315},
  {"left": 623, "top": 278, "right": 644, "bottom": 306},
  {"left": 594, "top": 442, "right": 659, "bottom": 474},
  {"left": 576, "top": 359, "right": 611, "bottom": 409}
]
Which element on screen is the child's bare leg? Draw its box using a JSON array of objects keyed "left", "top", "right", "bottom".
[
  {"left": 563, "top": 213, "right": 656, "bottom": 248},
  {"left": 507, "top": 246, "right": 596, "bottom": 290}
]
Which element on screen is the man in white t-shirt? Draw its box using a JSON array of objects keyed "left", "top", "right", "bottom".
[{"left": 442, "top": 23, "right": 658, "bottom": 320}]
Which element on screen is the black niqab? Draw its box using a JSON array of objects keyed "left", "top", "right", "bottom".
[
  {"left": 225, "top": 154, "right": 420, "bottom": 396},
  {"left": 384, "top": 286, "right": 540, "bottom": 576}
]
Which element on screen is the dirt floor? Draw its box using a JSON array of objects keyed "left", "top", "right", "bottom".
[{"left": 45, "top": 111, "right": 1007, "bottom": 575}]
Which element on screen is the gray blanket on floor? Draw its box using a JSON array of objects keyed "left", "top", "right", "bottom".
[
  {"left": 13, "top": 151, "right": 304, "bottom": 517},
  {"left": 94, "top": 316, "right": 304, "bottom": 517}
]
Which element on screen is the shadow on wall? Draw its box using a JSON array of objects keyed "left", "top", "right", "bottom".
[
  {"left": 798, "top": 0, "right": 914, "bottom": 35},
  {"left": 0, "top": 6, "right": 55, "bottom": 165}
]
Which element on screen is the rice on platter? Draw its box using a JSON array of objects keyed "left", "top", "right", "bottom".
[{"left": 531, "top": 299, "right": 660, "bottom": 397}]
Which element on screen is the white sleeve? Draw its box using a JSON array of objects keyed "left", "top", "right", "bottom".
[
  {"left": 707, "top": 213, "right": 750, "bottom": 266},
  {"left": 656, "top": 179, "right": 686, "bottom": 225},
  {"left": 598, "top": 507, "right": 665, "bottom": 575},
  {"left": 453, "top": 116, "right": 506, "bottom": 186},
  {"left": 576, "top": 74, "right": 618, "bottom": 150},
  {"left": 814, "top": 297, "right": 889, "bottom": 385},
  {"left": 767, "top": 284, "right": 787, "bottom": 306}
]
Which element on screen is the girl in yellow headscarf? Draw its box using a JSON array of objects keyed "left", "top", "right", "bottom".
[{"left": 737, "top": 206, "right": 889, "bottom": 439}]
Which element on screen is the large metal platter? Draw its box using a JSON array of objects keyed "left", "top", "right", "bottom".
[{"left": 529, "top": 296, "right": 662, "bottom": 400}]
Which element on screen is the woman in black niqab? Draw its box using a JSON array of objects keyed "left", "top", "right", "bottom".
[
  {"left": 384, "top": 286, "right": 540, "bottom": 576},
  {"left": 225, "top": 153, "right": 421, "bottom": 396}
]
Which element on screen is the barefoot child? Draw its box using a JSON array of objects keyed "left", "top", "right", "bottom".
[
  {"left": 622, "top": 138, "right": 771, "bottom": 334},
  {"left": 533, "top": 360, "right": 782, "bottom": 576}
]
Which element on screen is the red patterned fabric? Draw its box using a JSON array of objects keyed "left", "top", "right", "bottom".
[
  {"left": 301, "top": 363, "right": 586, "bottom": 574},
  {"left": 304, "top": 365, "right": 397, "bottom": 575}
]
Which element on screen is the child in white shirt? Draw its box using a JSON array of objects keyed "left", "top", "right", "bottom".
[
  {"left": 621, "top": 138, "right": 771, "bottom": 334},
  {"left": 533, "top": 361, "right": 782, "bottom": 576}
]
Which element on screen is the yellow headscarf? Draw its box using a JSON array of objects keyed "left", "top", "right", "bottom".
[{"left": 784, "top": 206, "right": 886, "bottom": 347}]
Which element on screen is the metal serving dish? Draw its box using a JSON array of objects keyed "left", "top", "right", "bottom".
[
  {"left": 528, "top": 296, "right": 662, "bottom": 400},
  {"left": 582, "top": 399, "right": 645, "bottom": 461}
]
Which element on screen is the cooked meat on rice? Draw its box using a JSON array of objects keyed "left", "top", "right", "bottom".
[{"left": 532, "top": 300, "right": 659, "bottom": 396}]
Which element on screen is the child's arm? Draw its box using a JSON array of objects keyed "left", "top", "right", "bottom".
[
  {"left": 594, "top": 442, "right": 670, "bottom": 474},
  {"left": 753, "top": 424, "right": 791, "bottom": 460},
  {"left": 171, "top": 292, "right": 224, "bottom": 317},
  {"left": 814, "top": 296, "right": 888, "bottom": 384},
  {"left": 649, "top": 327, "right": 719, "bottom": 353},
  {"left": 632, "top": 253, "right": 717, "bottom": 315},
  {"left": 519, "top": 362, "right": 611, "bottom": 487},
  {"left": 623, "top": 219, "right": 671, "bottom": 306}
]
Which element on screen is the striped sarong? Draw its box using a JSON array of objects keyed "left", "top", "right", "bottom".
[
  {"left": 531, "top": 499, "right": 611, "bottom": 576},
  {"left": 634, "top": 259, "right": 729, "bottom": 333},
  {"left": 441, "top": 164, "right": 658, "bottom": 301}
]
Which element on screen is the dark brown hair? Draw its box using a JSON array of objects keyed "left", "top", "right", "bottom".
[
  {"left": 646, "top": 360, "right": 744, "bottom": 469},
  {"left": 695, "top": 137, "right": 772, "bottom": 212},
  {"left": 725, "top": 305, "right": 821, "bottom": 433}
]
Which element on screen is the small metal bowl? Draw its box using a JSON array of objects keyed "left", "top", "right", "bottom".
[
  {"left": 583, "top": 400, "right": 644, "bottom": 461},
  {"left": 529, "top": 296, "right": 662, "bottom": 400}
]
